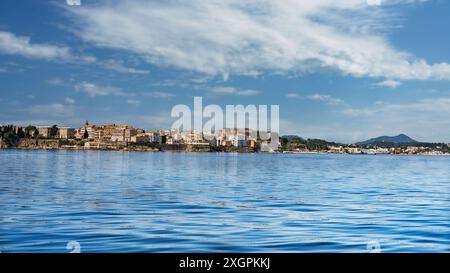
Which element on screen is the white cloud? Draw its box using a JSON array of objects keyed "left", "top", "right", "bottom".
[
  {"left": 209, "top": 86, "right": 260, "bottom": 96},
  {"left": 101, "top": 59, "right": 150, "bottom": 75},
  {"left": 127, "top": 99, "right": 141, "bottom": 106},
  {"left": 285, "top": 92, "right": 345, "bottom": 105},
  {"left": 134, "top": 112, "right": 173, "bottom": 129},
  {"left": 29, "top": 103, "right": 77, "bottom": 118},
  {"left": 375, "top": 79, "right": 402, "bottom": 88},
  {"left": 46, "top": 78, "right": 65, "bottom": 86},
  {"left": 65, "top": 97, "right": 76, "bottom": 104},
  {"left": 142, "top": 91, "right": 175, "bottom": 98},
  {"left": 343, "top": 97, "right": 450, "bottom": 117},
  {"left": 366, "top": 0, "right": 382, "bottom": 6},
  {"left": 65, "top": 0, "right": 450, "bottom": 81},
  {"left": 340, "top": 97, "right": 450, "bottom": 142},
  {"left": 285, "top": 93, "right": 301, "bottom": 99},
  {"left": 0, "top": 31, "right": 97, "bottom": 64},
  {"left": 66, "top": 0, "right": 81, "bottom": 6},
  {"left": 307, "top": 94, "right": 345, "bottom": 105},
  {"left": 0, "top": 62, "right": 33, "bottom": 73},
  {"left": 0, "top": 31, "right": 71, "bottom": 60},
  {"left": 75, "top": 82, "right": 132, "bottom": 97}
]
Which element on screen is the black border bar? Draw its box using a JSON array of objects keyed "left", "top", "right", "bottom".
[{"left": 1, "top": 253, "right": 448, "bottom": 272}]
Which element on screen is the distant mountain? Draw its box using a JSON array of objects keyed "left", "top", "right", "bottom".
[{"left": 356, "top": 134, "right": 418, "bottom": 145}]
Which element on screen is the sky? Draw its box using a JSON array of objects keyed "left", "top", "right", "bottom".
[{"left": 1, "top": 0, "right": 450, "bottom": 143}]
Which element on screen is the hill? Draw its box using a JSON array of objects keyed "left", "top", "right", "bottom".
[{"left": 356, "top": 134, "right": 418, "bottom": 145}]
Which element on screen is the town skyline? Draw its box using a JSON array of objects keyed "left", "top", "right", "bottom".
[
  {"left": 2, "top": 121, "right": 449, "bottom": 156},
  {"left": 1, "top": 119, "right": 449, "bottom": 146}
]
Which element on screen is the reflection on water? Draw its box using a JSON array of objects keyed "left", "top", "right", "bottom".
[{"left": 0, "top": 150, "right": 449, "bottom": 252}]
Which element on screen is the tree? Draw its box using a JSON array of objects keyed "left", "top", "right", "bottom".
[
  {"left": 83, "top": 129, "right": 89, "bottom": 139},
  {"left": 3, "top": 131, "right": 18, "bottom": 146},
  {"left": 50, "top": 125, "right": 58, "bottom": 138},
  {"left": 25, "top": 125, "right": 37, "bottom": 139},
  {"left": 280, "top": 137, "right": 288, "bottom": 147},
  {"left": 17, "top": 128, "right": 25, "bottom": 138},
  {"left": 161, "top": 135, "right": 167, "bottom": 144}
]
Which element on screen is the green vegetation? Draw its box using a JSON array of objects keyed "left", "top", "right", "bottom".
[
  {"left": 280, "top": 135, "right": 339, "bottom": 151},
  {"left": 210, "top": 146, "right": 226, "bottom": 152},
  {"left": 1, "top": 131, "right": 19, "bottom": 146},
  {"left": 50, "top": 125, "right": 58, "bottom": 138},
  {"left": 24, "top": 125, "right": 38, "bottom": 139},
  {"left": 59, "top": 139, "right": 86, "bottom": 147},
  {"left": 0, "top": 125, "right": 22, "bottom": 146}
]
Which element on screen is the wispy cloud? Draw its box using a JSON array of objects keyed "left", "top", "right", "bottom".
[
  {"left": 46, "top": 78, "right": 65, "bottom": 86},
  {"left": 74, "top": 82, "right": 132, "bottom": 97},
  {"left": 0, "top": 31, "right": 96, "bottom": 63},
  {"left": 65, "top": 97, "right": 76, "bottom": 104},
  {"left": 0, "top": 30, "right": 151, "bottom": 75},
  {"left": 101, "top": 59, "right": 150, "bottom": 75},
  {"left": 66, "top": 0, "right": 450, "bottom": 81},
  {"left": 307, "top": 94, "right": 345, "bottom": 105},
  {"left": 375, "top": 79, "right": 402, "bottom": 88},
  {"left": 28, "top": 103, "right": 77, "bottom": 118},
  {"left": 142, "top": 91, "right": 175, "bottom": 98},
  {"left": 0, "top": 62, "right": 34, "bottom": 73},
  {"left": 209, "top": 86, "right": 260, "bottom": 96},
  {"left": 342, "top": 97, "right": 450, "bottom": 117},
  {"left": 134, "top": 111, "right": 173, "bottom": 129},
  {"left": 340, "top": 97, "right": 450, "bottom": 142},
  {"left": 285, "top": 92, "right": 344, "bottom": 105},
  {"left": 0, "top": 31, "right": 71, "bottom": 60},
  {"left": 283, "top": 97, "right": 450, "bottom": 143},
  {"left": 127, "top": 99, "right": 141, "bottom": 106},
  {"left": 75, "top": 82, "right": 175, "bottom": 99},
  {"left": 285, "top": 93, "right": 301, "bottom": 99}
]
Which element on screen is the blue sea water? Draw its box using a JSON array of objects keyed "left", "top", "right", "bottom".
[{"left": 0, "top": 150, "right": 449, "bottom": 253}]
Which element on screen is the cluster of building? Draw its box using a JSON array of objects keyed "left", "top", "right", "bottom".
[
  {"left": 327, "top": 145, "right": 450, "bottom": 155},
  {"left": 2, "top": 123, "right": 448, "bottom": 154},
  {"left": 326, "top": 146, "right": 390, "bottom": 155},
  {"left": 0, "top": 122, "right": 276, "bottom": 150}
]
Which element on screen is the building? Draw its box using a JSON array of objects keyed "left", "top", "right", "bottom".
[
  {"left": 166, "top": 136, "right": 174, "bottom": 144},
  {"left": 145, "top": 131, "right": 161, "bottom": 144},
  {"left": 110, "top": 129, "right": 125, "bottom": 142},
  {"left": 95, "top": 124, "right": 119, "bottom": 141},
  {"left": 37, "top": 126, "right": 57, "bottom": 139},
  {"left": 58, "top": 127, "right": 75, "bottom": 139},
  {"left": 170, "top": 130, "right": 183, "bottom": 144},
  {"left": 92, "top": 124, "right": 140, "bottom": 142},
  {"left": 228, "top": 134, "right": 246, "bottom": 147},
  {"left": 131, "top": 134, "right": 150, "bottom": 144},
  {"left": 84, "top": 141, "right": 108, "bottom": 149},
  {"left": 328, "top": 146, "right": 344, "bottom": 154},
  {"left": 124, "top": 127, "right": 138, "bottom": 142},
  {"left": 346, "top": 147, "right": 362, "bottom": 154},
  {"left": 79, "top": 121, "right": 96, "bottom": 139}
]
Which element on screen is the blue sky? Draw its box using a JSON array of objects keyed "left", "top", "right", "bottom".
[{"left": 1, "top": 0, "right": 450, "bottom": 143}]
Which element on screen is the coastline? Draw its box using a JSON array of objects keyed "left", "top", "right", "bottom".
[{"left": 2, "top": 146, "right": 449, "bottom": 156}]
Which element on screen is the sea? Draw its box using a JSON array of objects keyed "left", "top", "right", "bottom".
[{"left": 0, "top": 150, "right": 449, "bottom": 253}]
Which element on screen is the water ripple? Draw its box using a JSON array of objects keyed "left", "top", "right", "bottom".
[{"left": 0, "top": 150, "right": 449, "bottom": 252}]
